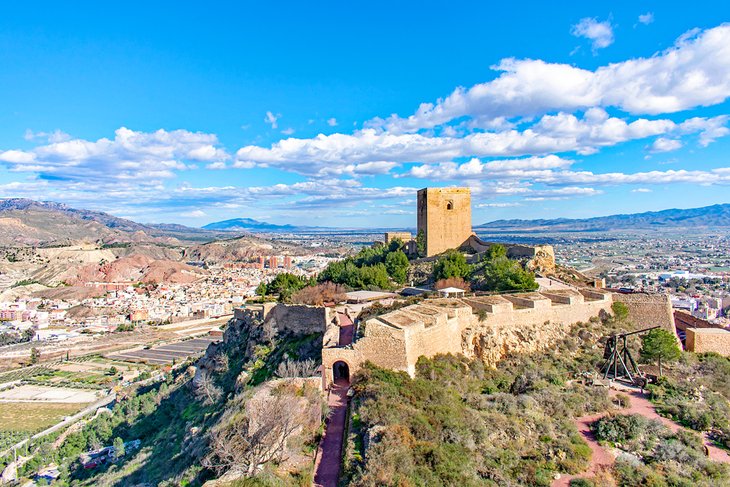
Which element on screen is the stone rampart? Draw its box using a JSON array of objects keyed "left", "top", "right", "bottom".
[
  {"left": 322, "top": 288, "right": 614, "bottom": 384},
  {"left": 612, "top": 293, "right": 675, "bottom": 332},
  {"left": 686, "top": 328, "right": 730, "bottom": 356}
]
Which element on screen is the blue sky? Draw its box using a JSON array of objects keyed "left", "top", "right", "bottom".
[{"left": 1, "top": 1, "right": 729, "bottom": 228}]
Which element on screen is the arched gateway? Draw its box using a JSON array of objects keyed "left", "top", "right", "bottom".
[{"left": 332, "top": 360, "right": 350, "bottom": 383}]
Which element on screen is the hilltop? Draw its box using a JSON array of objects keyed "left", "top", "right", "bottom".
[
  {"left": 478, "top": 203, "right": 730, "bottom": 233},
  {"left": 0, "top": 199, "right": 232, "bottom": 247}
]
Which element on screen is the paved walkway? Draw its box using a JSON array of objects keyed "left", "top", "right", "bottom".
[
  {"left": 337, "top": 312, "right": 354, "bottom": 347},
  {"left": 313, "top": 378, "right": 350, "bottom": 487},
  {"left": 554, "top": 388, "right": 730, "bottom": 486}
]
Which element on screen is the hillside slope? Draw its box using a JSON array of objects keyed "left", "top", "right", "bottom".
[{"left": 479, "top": 203, "right": 730, "bottom": 232}]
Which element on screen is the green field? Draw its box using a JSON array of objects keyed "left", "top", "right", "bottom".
[{"left": 0, "top": 402, "right": 83, "bottom": 433}]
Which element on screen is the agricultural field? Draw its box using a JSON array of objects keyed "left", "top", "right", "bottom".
[{"left": 0, "top": 402, "right": 83, "bottom": 433}]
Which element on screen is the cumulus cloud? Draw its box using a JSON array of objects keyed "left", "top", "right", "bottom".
[
  {"left": 571, "top": 17, "right": 615, "bottom": 52},
  {"left": 24, "top": 129, "right": 71, "bottom": 143},
  {"left": 650, "top": 137, "right": 683, "bottom": 152},
  {"left": 0, "top": 127, "right": 229, "bottom": 183},
  {"left": 632, "top": 188, "right": 652, "bottom": 193},
  {"left": 377, "top": 24, "right": 730, "bottom": 132},
  {"left": 327, "top": 118, "right": 338, "bottom": 127},
  {"left": 638, "top": 13, "right": 654, "bottom": 25},
  {"left": 281, "top": 128, "right": 295, "bottom": 135},
  {"left": 234, "top": 110, "right": 725, "bottom": 176}
]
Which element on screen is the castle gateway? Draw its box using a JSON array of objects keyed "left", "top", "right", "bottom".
[{"left": 417, "top": 187, "right": 473, "bottom": 257}]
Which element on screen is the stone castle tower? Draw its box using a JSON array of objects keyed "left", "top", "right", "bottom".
[{"left": 417, "top": 187, "right": 472, "bottom": 257}]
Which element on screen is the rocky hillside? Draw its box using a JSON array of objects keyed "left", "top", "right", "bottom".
[
  {"left": 184, "top": 235, "right": 307, "bottom": 264},
  {"left": 0, "top": 198, "right": 231, "bottom": 246},
  {"left": 478, "top": 203, "right": 730, "bottom": 233}
]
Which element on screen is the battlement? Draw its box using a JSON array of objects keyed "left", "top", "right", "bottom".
[{"left": 321, "top": 289, "right": 614, "bottom": 383}]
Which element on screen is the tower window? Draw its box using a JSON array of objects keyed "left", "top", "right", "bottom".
[{"left": 446, "top": 200, "right": 454, "bottom": 210}]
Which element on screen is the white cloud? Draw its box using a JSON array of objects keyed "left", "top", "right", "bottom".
[
  {"left": 477, "top": 202, "right": 522, "bottom": 208},
  {"left": 281, "top": 128, "right": 295, "bottom": 135},
  {"left": 638, "top": 13, "right": 654, "bottom": 25},
  {"left": 650, "top": 137, "right": 683, "bottom": 152},
  {"left": 327, "top": 118, "right": 338, "bottom": 127},
  {"left": 378, "top": 24, "right": 730, "bottom": 132},
  {"left": 264, "top": 111, "right": 279, "bottom": 129},
  {"left": 180, "top": 209, "right": 206, "bottom": 218},
  {"left": 24, "top": 129, "right": 71, "bottom": 143},
  {"left": 0, "top": 127, "right": 229, "bottom": 183},
  {"left": 571, "top": 17, "right": 615, "bottom": 52},
  {"left": 632, "top": 188, "right": 652, "bottom": 193}
]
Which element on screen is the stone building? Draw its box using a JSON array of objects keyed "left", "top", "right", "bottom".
[{"left": 417, "top": 187, "right": 473, "bottom": 257}]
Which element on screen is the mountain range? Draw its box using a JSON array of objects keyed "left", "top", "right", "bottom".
[
  {"left": 477, "top": 203, "right": 730, "bottom": 232},
  {"left": 202, "top": 217, "right": 302, "bottom": 232}
]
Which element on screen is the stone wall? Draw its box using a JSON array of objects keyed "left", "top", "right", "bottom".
[
  {"left": 686, "top": 328, "right": 730, "bottom": 356},
  {"left": 464, "top": 236, "right": 556, "bottom": 274},
  {"left": 612, "top": 293, "right": 675, "bottom": 332},
  {"left": 384, "top": 232, "right": 412, "bottom": 244},
  {"left": 322, "top": 288, "right": 613, "bottom": 384},
  {"left": 462, "top": 289, "right": 613, "bottom": 366},
  {"left": 417, "top": 187, "right": 472, "bottom": 257}
]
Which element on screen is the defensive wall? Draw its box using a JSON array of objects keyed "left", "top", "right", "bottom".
[
  {"left": 321, "top": 288, "right": 614, "bottom": 384},
  {"left": 685, "top": 328, "right": 730, "bottom": 356},
  {"left": 464, "top": 235, "right": 556, "bottom": 273},
  {"left": 611, "top": 292, "right": 675, "bottom": 333}
]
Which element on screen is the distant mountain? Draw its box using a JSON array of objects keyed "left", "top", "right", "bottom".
[
  {"left": 0, "top": 198, "right": 228, "bottom": 246},
  {"left": 477, "top": 203, "right": 730, "bottom": 232},
  {"left": 203, "top": 217, "right": 309, "bottom": 232}
]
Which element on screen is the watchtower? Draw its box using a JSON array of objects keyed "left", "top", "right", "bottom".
[{"left": 417, "top": 187, "right": 472, "bottom": 257}]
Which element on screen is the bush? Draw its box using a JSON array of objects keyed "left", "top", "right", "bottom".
[{"left": 432, "top": 250, "right": 470, "bottom": 281}]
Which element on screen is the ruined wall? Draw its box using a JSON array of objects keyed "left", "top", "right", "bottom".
[
  {"left": 464, "top": 236, "right": 556, "bottom": 274},
  {"left": 417, "top": 187, "right": 472, "bottom": 257},
  {"left": 612, "top": 293, "right": 675, "bottom": 332},
  {"left": 262, "top": 304, "right": 332, "bottom": 339},
  {"left": 384, "top": 232, "right": 412, "bottom": 244},
  {"left": 686, "top": 328, "right": 730, "bottom": 356}
]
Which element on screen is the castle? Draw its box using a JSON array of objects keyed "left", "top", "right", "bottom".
[{"left": 385, "top": 187, "right": 557, "bottom": 273}]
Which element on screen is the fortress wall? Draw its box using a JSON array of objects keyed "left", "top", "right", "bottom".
[
  {"left": 686, "top": 328, "right": 730, "bottom": 356},
  {"left": 403, "top": 313, "right": 466, "bottom": 376},
  {"left": 464, "top": 295, "right": 613, "bottom": 366},
  {"left": 612, "top": 293, "right": 675, "bottom": 332}
]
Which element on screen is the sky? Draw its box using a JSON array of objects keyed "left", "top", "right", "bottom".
[{"left": 1, "top": 1, "right": 730, "bottom": 228}]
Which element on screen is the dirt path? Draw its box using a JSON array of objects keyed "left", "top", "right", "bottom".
[
  {"left": 553, "top": 388, "right": 730, "bottom": 486},
  {"left": 313, "top": 378, "right": 350, "bottom": 487}
]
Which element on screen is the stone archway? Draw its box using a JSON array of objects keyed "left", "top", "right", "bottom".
[{"left": 333, "top": 360, "right": 350, "bottom": 383}]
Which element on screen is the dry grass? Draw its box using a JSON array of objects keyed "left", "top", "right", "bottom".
[{"left": 0, "top": 402, "right": 83, "bottom": 432}]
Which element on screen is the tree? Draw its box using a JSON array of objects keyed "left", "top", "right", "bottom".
[
  {"left": 193, "top": 369, "right": 223, "bottom": 405},
  {"left": 434, "top": 277, "right": 471, "bottom": 291},
  {"left": 267, "top": 273, "right": 308, "bottom": 302},
  {"left": 113, "top": 436, "right": 125, "bottom": 458},
  {"left": 255, "top": 282, "right": 267, "bottom": 298},
  {"left": 612, "top": 302, "right": 629, "bottom": 322},
  {"left": 416, "top": 230, "right": 426, "bottom": 258},
  {"left": 471, "top": 254, "right": 537, "bottom": 292},
  {"left": 30, "top": 347, "right": 40, "bottom": 364},
  {"left": 433, "top": 250, "right": 470, "bottom": 281},
  {"left": 203, "top": 393, "right": 305, "bottom": 477},
  {"left": 292, "top": 282, "right": 348, "bottom": 306},
  {"left": 385, "top": 250, "right": 410, "bottom": 285},
  {"left": 388, "top": 238, "right": 404, "bottom": 253},
  {"left": 641, "top": 328, "right": 681, "bottom": 376},
  {"left": 485, "top": 244, "right": 507, "bottom": 260}
]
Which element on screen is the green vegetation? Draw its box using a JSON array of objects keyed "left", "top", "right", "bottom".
[
  {"left": 432, "top": 250, "right": 470, "bottom": 281},
  {"left": 0, "top": 402, "right": 82, "bottom": 433},
  {"left": 429, "top": 244, "right": 537, "bottom": 293},
  {"left": 259, "top": 273, "right": 313, "bottom": 302},
  {"left": 415, "top": 230, "right": 426, "bottom": 258},
  {"left": 5, "top": 316, "right": 326, "bottom": 486},
  {"left": 11, "top": 279, "right": 39, "bottom": 288},
  {"left": 319, "top": 242, "right": 410, "bottom": 290},
  {"left": 343, "top": 317, "right": 627, "bottom": 486},
  {"left": 611, "top": 301, "right": 629, "bottom": 322},
  {"left": 648, "top": 353, "right": 730, "bottom": 447},
  {"left": 470, "top": 245, "right": 538, "bottom": 292},
  {"left": 592, "top": 414, "right": 730, "bottom": 486},
  {"left": 640, "top": 328, "right": 681, "bottom": 376}
]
